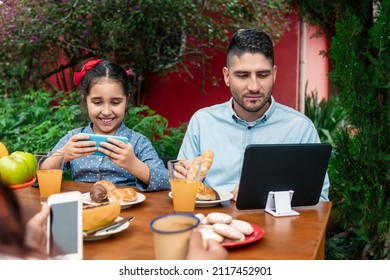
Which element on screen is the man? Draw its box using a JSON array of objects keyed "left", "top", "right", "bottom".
[{"left": 177, "top": 28, "right": 330, "bottom": 201}]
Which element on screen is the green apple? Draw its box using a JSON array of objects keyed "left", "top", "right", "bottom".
[
  {"left": 0, "top": 156, "right": 29, "bottom": 185},
  {"left": 9, "top": 151, "right": 37, "bottom": 180}
]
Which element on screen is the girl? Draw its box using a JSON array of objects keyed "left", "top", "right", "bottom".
[{"left": 50, "top": 59, "right": 169, "bottom": 191}]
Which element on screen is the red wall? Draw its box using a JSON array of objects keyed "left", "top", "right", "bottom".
[
  {"left": 305, "top": 24, "right": 330, "bottom": 101},
  {"left": 143, "top": 12, "right": 329, "bottom": 128}
]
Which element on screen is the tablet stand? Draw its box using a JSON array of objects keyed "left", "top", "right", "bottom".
[{"left": 265, "top": 190, "right": 300, "bottom": 217}]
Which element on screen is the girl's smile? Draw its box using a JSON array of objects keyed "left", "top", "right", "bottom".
[{"left": 86, "top": 80, "right": 128, "bottom": 135}]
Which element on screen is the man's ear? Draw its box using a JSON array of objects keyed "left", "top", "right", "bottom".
[
  {"left": 222, "top": 67, "right": 230, "bottom": 87},
  {"left": 273, "top": 65, "right": 278, "bottom": 83}
]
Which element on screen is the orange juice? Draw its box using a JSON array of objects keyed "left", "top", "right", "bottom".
[
  {"left": 170, "top": 179, "right": 198, "bottom": 213},
  {"left": 37, "top": 169, "right": 63, "bottom": 200}
]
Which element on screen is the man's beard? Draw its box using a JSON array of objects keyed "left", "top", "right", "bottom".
[{"left": 232, "top": 91, "right": 272, "bottom": 113}]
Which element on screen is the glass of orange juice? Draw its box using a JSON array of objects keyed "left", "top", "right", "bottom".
[
  {"left": 168, "top": 159, "right": 202, "bottom": 213},
  {"left": 35, "top": 151, "right": 64, "bottom": 204}
]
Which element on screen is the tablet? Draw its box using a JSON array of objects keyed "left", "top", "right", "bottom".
[
  {"left": 79, "top": 133, "right": 128, "bottom": 156},
  {"left": 236, "top": 143, "right": 332, "bottom": 210}
]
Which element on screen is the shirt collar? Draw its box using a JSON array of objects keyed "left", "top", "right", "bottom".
[{"left": 230, "top": 96, "right": 276, "bottom": 126}]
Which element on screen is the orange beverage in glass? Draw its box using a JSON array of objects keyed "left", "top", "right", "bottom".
[
  {"left": 37, "top": 169, "right": 63, "bottom": 200},
  {"left": 35, "top": 152, "right": 64, "bottom": 204},
  {"left": 168, "top": 159, "right": 202, "bottom": 213},
  {"left": 170, "top": 179, "right": 198, "bottom": 213}
]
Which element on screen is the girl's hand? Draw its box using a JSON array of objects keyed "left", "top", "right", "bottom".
[
  {"left": 99, "top": 138, "right": 151, "bottom": 184},
  {"left": 59, "top": 134, "right": 97, "bottom": 162},
  {"left": 98, "top": 137, "right": 138, "bottom": 167}
]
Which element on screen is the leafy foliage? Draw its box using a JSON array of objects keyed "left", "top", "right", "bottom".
[
  {"left": 0, "top": 90, "right": 184, "bottom": 158},
  {"left": 0, "top": 0, "right": 292, "bottom": 100},
  {"left": 329, "top": 1, "right": 389, "bottom": 259},
  {"left": 0, "top": 90, "right": 84, "bottom": 153},
  {"left": 124, "top": 105, "right": 186, "bottom": 157},
  {"left": 298, "top": 0, "right": 390, "bottom": 260},
  {"left": 304, "top": 90, "right": 348, "bottom": 146}
]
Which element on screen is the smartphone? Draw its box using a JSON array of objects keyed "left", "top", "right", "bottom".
[
  {"left": 47, "top": 191, "right": 83, "bottom": 260},
  {"left": 79, "top": 133, "right": 129, "bottom": 156}
]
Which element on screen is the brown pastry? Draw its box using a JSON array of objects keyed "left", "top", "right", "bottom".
[
  {"left": 196, "top": 182, "right": 220, "bottom": 201},
  {"left": 90, "top": 180, "right": 116, "bottom": 203},
  {"left": 109, "top": 188, "right": 138, "bottom": 203},
  {"left": 90, "top": 180, "right": 138, "bottom": 203},
  {"left": 187, "top": 150, "right": 214, "bottom": 181}
]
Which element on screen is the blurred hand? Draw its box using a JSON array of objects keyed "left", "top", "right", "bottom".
[
  {"left": 186, "top": 230, "right": 228, "bottom": 260},
  {"left": 24, "top": 204, "right": 50, "bottom": 254},
  {"left": 231, "top": 184, "right": 239, "bottom": 201},
  {"left": 167, "top": 159, "right": 190, "bottom": 179}
]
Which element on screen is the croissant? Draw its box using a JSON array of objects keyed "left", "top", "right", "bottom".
[
  {"left": 187, "top": 150, "right": 214, "bottom": 181},
  {"left": 196, "top": 182, "right": 220, "bottom": 201},
  {"left": 90, "top": 180, "right": 138, "bottom": 203}
]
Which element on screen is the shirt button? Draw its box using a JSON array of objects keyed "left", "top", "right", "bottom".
[
  {"left": 97, "top": 174, "right": 100, "bottom": 177},
  {"left": 99, "top": 158, "right": 103, "bottom": 161}
]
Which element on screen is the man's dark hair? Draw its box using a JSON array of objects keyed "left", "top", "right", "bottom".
[{"left": 226, "top": 28, "right": 275, "bottom": 67}]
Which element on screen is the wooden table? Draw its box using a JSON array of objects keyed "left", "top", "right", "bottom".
[{"left": 14, "top": 181, "right": 332, "bottom": 260}]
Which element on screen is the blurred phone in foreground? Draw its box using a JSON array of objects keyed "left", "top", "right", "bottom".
[{"left": 47, "top": 191, "right": 83, "bottom": 260}]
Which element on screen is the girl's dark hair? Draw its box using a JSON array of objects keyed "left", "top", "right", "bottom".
[
  {"left": 78, "top": 61, "right": 137, "bottom": 103},
  {"left": 226, "top": 28, "right": 275, "bottom": 67}
]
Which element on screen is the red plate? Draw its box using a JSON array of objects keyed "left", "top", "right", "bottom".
[
  {"left": 10, "top": 176, "right": 36, "bottom": 190},
  {"left": 222, "top": 224, "right": 264, "bottom": 249}
]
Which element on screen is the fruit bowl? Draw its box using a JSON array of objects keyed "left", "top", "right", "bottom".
[{"left": 10, "top": 176, "right": 36, "bottom": 190}]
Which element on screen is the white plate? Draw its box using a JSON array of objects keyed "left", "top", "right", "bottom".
[
  {"left": 82, "top": 192, "right": 146, "bottom": 209},
  {"left": 83, "top": 216, "right": 131, "bottom": 241},
  {"left": 168, "top": 190, "right": 234, "bottom": 208}
]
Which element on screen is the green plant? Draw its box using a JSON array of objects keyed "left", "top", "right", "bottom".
[
  {"left": 327, "top": 1, "right": 390, "bottom": 259},
  {"left": 304, "top": 90, "right": 348, "bottom": 145},
  {"left": 0, "top": 90, "right": 85, "bottom": 153},
  {"left": 297, "top": 0, "right": 390, "bottom": 260},
  {"left": 124, "top": 105, "right": 186, "bottom": 157}
]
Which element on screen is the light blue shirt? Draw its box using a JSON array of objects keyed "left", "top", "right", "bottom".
[
  {"left": 51, "top": 123, "right": 170, "bottom": 192},
  {"left": 178, "top": 97, "right": 330, "bottom": 201}
]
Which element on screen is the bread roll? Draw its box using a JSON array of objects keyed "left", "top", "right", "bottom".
[
  {"left": 229, "top": 219, "right": 254, "bottom": 235},
  {"left": 196, "top": 182, "right": 220, "bottom": 201},
  {"left": 198, "top": 225, "right": 224, "bottom": 243},
  {"left": 206, "top": 212, "right": 233, "bottom": 224},
  {"left": 187, "top": 150, "right": 214, "bottom": 181},
  {"left": 109, "top": 188, "right": 138, "bottom": 203},
  {"left": 90, "top": 180, "right": 138, "bottom": 203},
  {"left": 90, "top": 180, "right": 116, "bottom": 203},
  {"left": 213, "top": 223, "right": 245, "bottom": 241}
]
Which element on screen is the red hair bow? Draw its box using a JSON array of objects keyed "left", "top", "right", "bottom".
[{"left": 73, "top": 59, "right": 102, "bottom": 86}]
